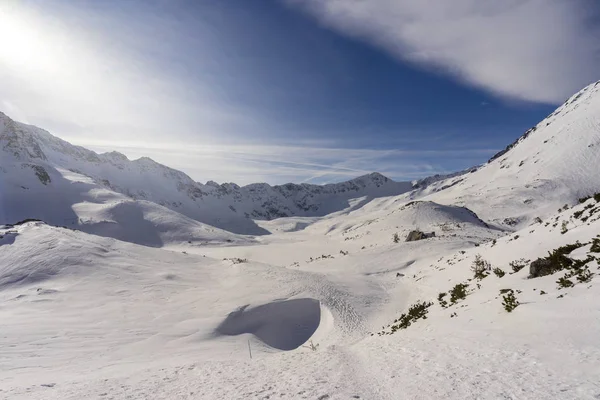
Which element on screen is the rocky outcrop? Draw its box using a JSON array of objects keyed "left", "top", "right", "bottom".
[
  {"left": 405, "top": 230, "right": 435, "bottom": 242},
  {"left": 529, "top": 258, "right": 553, "bottom": 278}
]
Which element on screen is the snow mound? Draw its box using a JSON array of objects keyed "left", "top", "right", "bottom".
[
  {"left": 387, "top": 200, "right": 490, "bottom": 229},
  {"left": 215, "top": 298, "right": 321, "bottom": 351},
  {"left": 0, "top": 222, "right": 114, "bottom": 288}
]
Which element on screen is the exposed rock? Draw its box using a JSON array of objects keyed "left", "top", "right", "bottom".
[
  {"left": 405, "top": 230, "right": 435, "bottom": 242},
  {"left": 529, "top": 258, "right": 553, "bottom": 278}
]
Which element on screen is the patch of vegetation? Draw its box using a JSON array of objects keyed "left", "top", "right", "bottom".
[
  {"left": 556, "top": 276, "right": 574, "bottom": 289},
  {"left": 389, "top": 301, "right": 434, "bottom": 333},
  {"left": 450, "top": 283, "right": 469, "bottom": 304},
  {"left": 499, "top": 288, "right": 512, "bottom": 294},
  {"left": 529, "top": 242, "right": 585, "bottom": 278},
  {"left": 576, "top": 268, "right": 593, "bottom": 284},
  {"left": 223, "top": 257, "right": 248, "bottom": 264},
  {"left": 573, "top": 210, "right": 584, "bottom": 219},
  {"left": 438, "top": 292, "right": 448, "bottom": 308},
  {"left": 392, "top": 233, "right": 400, "bottom": 243},
  {"left": 561, "top": 221, "right": 568, "bottom": 234},
  {"left": 510, "top": 259, "right": 527, "bottom": 273},
  {"left": 471, "top": 254, "right": 490, "bottom": 280},
  {"left": 501, "top": 290, "right": 520, "bottom": 312},
  {"left": 493, "top": 267, "right": 506, "bottom": 278},
  {"left": 579, "top": 192, "right": 600, "bottom": 203},
  {"left": 591, "top": 237, "right": 600, "bottom": 253}
]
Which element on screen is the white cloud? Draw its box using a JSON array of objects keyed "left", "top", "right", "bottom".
[
  {"left": 81, "top": 140, "right": 495, "bottom": 185},
  {"left": 285, "top": 0, "right": 600, "bottom": 104}
]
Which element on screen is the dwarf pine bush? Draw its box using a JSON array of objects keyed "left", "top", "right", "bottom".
[
  {"left": 493, "top": 267, "right": 506, "bottom": 278},
  {"left": 471, "top": 255, "right": 490, "bottom": 280},
  {"left": 502, "top": 290, "right": 520, "bottom": 312},
  {"left": 450, "top": 283, "right": 469, "bottom": 304},
  {"left": 557, "top": 276, "right": 574, "bottom": 289}
]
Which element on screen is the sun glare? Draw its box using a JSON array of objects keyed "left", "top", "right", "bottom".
[{"left": 0, "top": 6, "right": 56, "bottom": 71}]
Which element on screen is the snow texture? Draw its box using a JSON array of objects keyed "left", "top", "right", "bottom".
[{"left": 1, "top": 81, "right": 600, "bottom": 399}]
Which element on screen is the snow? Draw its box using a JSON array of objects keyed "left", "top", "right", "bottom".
[
  {"left": 1, "top": 81, "right": 600, "bottom": 399},
  {"left": 410, "top": 81, "right": 600, "bottom": 229}
]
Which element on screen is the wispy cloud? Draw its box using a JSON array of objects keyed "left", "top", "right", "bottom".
[
  {"left": 285, "top": 0, "right": 600, "bottom": 104},
  {"left": 82, "top": 141, "right": 495, "bottom": 185}
]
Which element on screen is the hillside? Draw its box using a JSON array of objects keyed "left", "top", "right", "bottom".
[
  {"left": 411, "top": 81, "right": 600, "bottom": 229},
  {"left": 1, "top": 82, "right": 600, "bottom": 399}
]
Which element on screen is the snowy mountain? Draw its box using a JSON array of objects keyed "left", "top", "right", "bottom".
[
  {"left": 0, "top": 111, "right": 413, "bottom": 240},
  {"left": 2, "top": 82, "right": 600, "bottom": 399},
  {"left": 410, "top": 81, "right": 600, "bottom": 228}
]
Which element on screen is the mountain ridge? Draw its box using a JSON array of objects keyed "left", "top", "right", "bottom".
[
  {"left": 0, "top": 112, "right": 414, "bottom": 237},
  {"left": 2, "top": 80, "right": 599, "bottom": 242}
]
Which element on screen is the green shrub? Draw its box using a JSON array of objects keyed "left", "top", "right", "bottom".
[
  {"left": 502, "top": 290, "right": 520, "bottom": 312},
  {"left": 390, "top": 301, "right": 434, "bottom": 332},
  {"left": 493, "top": 267, "right": 506, "bottom": 278},
  {"left": 556, "top": 276, "right": 574, "bottom": 289},
  {"left": 510, "top": 259, "right": 527, "bottom": 273},
  {"left": 450, "top": 283, "right": 469, "bottom": 304},
  {"left": 579, "top": 193, "right": 600, "bottom": 203},
  {"left": 576, "top": 268, "right": 593, "bottom": 284},
  {"left": 438, "top": 292, "right": 448, "bottom": 308},
  {"left": 591, "top": 238, "right": 600, "bottom": 253},
  {"left": 471, "top": 255, "right": 490, "bottom": 280}
]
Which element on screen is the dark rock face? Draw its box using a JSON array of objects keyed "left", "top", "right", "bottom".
[
  {"left": 529, "top": 258, "right": 553, "bottom": 278},
  {"left": 405, "top": 230, "right": 435, "bottom": 242}
]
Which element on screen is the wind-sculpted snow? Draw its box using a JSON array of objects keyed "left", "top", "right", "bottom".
[{"left": 215, "top": 299, "right": 321, "bottom": 351}]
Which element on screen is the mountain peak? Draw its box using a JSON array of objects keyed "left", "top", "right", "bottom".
[{"left": 102, "top": 151, "right": 129, "bottom": 161}]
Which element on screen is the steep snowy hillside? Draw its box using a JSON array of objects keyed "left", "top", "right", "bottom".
[
  {"left": 0, "top": 111, "right": 413, "bottom": 237},
  {"left": 412, "top": 81, "right": 600, "bottom": 228}
]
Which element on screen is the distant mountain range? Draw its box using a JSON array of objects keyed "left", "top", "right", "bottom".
[{"left": 1, "top": 80, "right": 599, "bottom": 246}]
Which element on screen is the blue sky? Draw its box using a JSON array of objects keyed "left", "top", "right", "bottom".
[{"left": 1, "top": 0, "right": 599, "bottom": 185}]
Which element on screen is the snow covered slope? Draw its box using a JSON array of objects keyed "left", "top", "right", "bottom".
[
  {"left": 0, "top": 111, "right": 413, "bottom": 237},
  {"left": 2, "top": 82, "right": 600, "bottom": 399},
  {"left": 2, "top": 187, "right": 600, "bottom": 399},
  {"left": 411, "top": 81, "right": 600, "bottom": 228}
]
